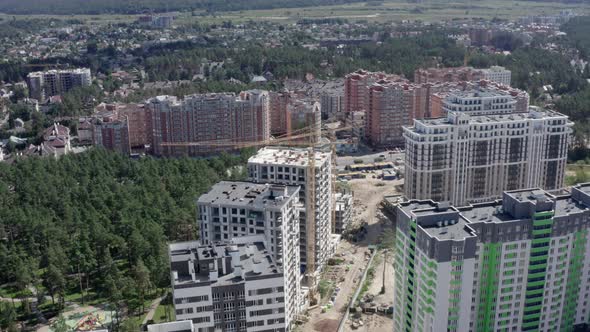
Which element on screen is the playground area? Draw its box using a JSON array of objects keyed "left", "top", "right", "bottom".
[{"left": 45, "top": 305, "right": 113, "bottom": 332}]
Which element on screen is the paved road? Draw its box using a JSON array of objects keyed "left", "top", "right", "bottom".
[
  {"left": 0, "top": 296, "right": 23, "bottom": 302},
  {"left": 142, "top": 295, "right": 166, "bottom": 325},
  {"left": 336, "top": 151, "right": 404, "bottom": 170},
  {"left": 0, "top": 288, "right": 48, "bottom": 325}
]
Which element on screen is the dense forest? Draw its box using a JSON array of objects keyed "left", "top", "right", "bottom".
[
  {"left": 0, "top": 18, "right": 81, "bottom": 39},
  {"left": 0, "top": 148, "right": 253, "bottom": 329},
  {"left": 0, "top": 0, "right": 366, "bottom": 15},
  {"left": 555, "top": 16, "right": 590, "bottom": 154},
  {"left": 563, "top": 15, "right": 590, "bottom": 59},
  {"left": 0, "top": 30, "right": 463, "bottom": 87},
  {"left": 468, "top": 47, "right": 587, "bottom": 98},
  {"left": 137, "top": 32, "right": 465, "bottom": 82}
]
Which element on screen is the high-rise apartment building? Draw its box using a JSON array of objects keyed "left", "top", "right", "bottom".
[
  {"left": 346, "top": 70, "right": 524, "bottom": 148},
  {"left": 482, "top": 66, "right": 512, "bottom": 86},
  {"left": 196, "top": 181, "right": 301, "bottom": 309},
  {"left": 442, "top": 89, "right": 519, "bottom": 115},
  {"left": 469, "top": 28, "right": 493, "bottom": 46},
  {"left": 415, "top": 66, "right": 511, "bottom": 87},
  {"left": 319, "top": 89, "right": 343, "bottom": 119},
  {"left": 247, "top": 147, "right": 333, "bottom": 278},
  {"left": 137, "top": 15, "right": 174, "bottom": 28},
  {"left": 268, "top": 91, "right": 325, "bottom": 138},
  {"left": 148, "top": 90, "right": 270, "bottom": 156},
  {"left": 286, "top": 100, "right": 321, "bottom": 140},
  {"left": 414, "top": 66, "right": 484, "bottom": 84},
  {"left": 117, "top": 103, "right": 151, "bottom": 149},
  {"left": 346, "top": 111, "right": 367, "bottom": 139},
  {"left": 364, "top": 80, "right": 528, "bottom": 148},
  {"left": 393, "top": 184, "right": 590, "bottom": 332},
  {"left": 344, "top": 69, "right": 407, "bottom": 114},
  {"left": 366, "top": 81, "right": 414, "bottom": 147},
  {"left": 166, "top": 238, "right": 296, "bottom": 332},
  {"left": 430, "top": 81, "right": 529, "bottom": 118},
  {"left": 92, "top": 116, "right": 130, "bottom": 155},
  {"left": 27, "top": 68, "right": 92, "bottom": 101},
  {"left": 269, "top": 91, "right": 292, "bottom": 136},
  {"left": 403, "top": 106, "right": 572, "bottom": 206},
  {"left": 89, "top": 103, "right": 151, "bottom": 154}
]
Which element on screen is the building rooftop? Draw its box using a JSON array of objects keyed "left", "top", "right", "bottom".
[
  {"left": 148, "top": 321, "right": 193, "bottom": 332},
  {"left": 401, "top": 186, "right": 590, "bottom": 240},
  {"left": 248, "top": 147, "right": 330, "bottom": 167},
  {"left": 28, "top": 68, "right": 90, "bottom": 76},
  {"left": 409, "top": 106, "right": 570, "bottom": 129},
  {"left": 458, "top": 203, "right": 517, "bottom": 224},
  {"left": 398, "top": 200, "right": 439, "bottom": 215},
  {"left": 573, "top": 182, "right": 590, "bottom": 195},
  {"left": 420, "top": 214, "right": 475, "bottom": 241},
  {"left": 554, "top": 197, "right": 587, "bottom": 217},
  {"left": 399, "top": 201, "right": 477, "bottom": 241},
  {"left": 504, "top": 188, "right": 554, "bottom": 205},
  {"left": 149, "top": 90, "right": 264, "bottom": 105},
  {"left": 485, "top": 66, "right": 510, "bottom": 72},
  {"left": 197, "top": 181, "right": 298, "bottom": 208},
  {"left": 446, "top": 89, "right": 513, "bottom": 99},
  {"left": 170, "top": 239, "right": 280, "bottom": 286}
]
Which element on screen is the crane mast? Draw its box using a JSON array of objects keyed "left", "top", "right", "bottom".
[{"left": 160, "top": 122, "right": 347, "bottom": 306}]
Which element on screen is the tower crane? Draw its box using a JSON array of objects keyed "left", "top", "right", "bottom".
[{"left": 161, "top": 124, "right": 350, "bottom": 305}]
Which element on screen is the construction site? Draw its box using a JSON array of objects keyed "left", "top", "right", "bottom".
[
  {"left": 297, "top": 172, "right": 401, "bottom": 332},
  {"left": 161, "top": 110, "right": 402, "bottom": 332}
]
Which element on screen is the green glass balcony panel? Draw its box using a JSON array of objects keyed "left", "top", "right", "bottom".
[
  {"left": 526, "top": 288, "right": 544, "bottom": 296},
  {"left": 533, "top": 211, "right": 554, "bottom": 218},
  {"left": 533, "top": 218, "right": 553, "bottom": 226},
  {"left": 532, "top": 228, "right": 552, "bottom": 236}
]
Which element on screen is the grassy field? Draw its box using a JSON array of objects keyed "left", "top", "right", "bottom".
[
  {"left": 0, "top": 13, "right": 139, "bottom": 25},
  {"left": 566, "top": 163, "right": 590, "bottom": 186},
  {"left": 174, "top": 0, "right": 590, "bottom": 24},
  {"left": 152, "top": 302, "right": 175, "bottom": 324},
  {"left": 3, "top": 0, "right": 589, "bottom": 26}
]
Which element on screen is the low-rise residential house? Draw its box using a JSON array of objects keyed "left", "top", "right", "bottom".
[{"left": 41, "top": 123, "right": 71, "bottom": 157}]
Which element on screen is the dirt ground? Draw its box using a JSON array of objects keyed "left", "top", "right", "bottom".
[
  {"left": 299, "top": 241, "right": 371, "bottom": 332},
  {"left": 343, "top": 249, "right": 395, "bottom": 332},
  {"left": 349, "top": 177, "right": 400, "bottom": 241},
  {"left": 343, "top": 313, "right": 393, "bottom": 332},
  {"left": 298, "top": 176, "right": 400, "bottom": 332},
  {"left": 367, "top": 251, "right": 394, "bottom": 307}
]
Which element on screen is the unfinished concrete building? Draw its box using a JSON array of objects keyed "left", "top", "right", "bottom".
[
  {"left": 196, "top": 181, "right": 301, "bottom": 306},
  {"left": 247, "top": 147, "right": 333, "bottom": 281}
]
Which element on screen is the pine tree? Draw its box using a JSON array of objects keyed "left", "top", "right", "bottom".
[
  {"left": 43, "top": 264, "right": 66, "bottom": 308},
  {"left": 132, "top": 259, "right": 152, "bottom": 314}
]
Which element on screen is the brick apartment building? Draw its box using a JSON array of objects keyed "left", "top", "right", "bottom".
[
  {"left": 344, "top": 69, "right": 526, "bottom": 148},
  {"left": 148, "top": 90, "right": 270, "bottom": 157}
]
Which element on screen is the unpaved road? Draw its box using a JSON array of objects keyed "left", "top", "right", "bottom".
[
  {"left": 300, "top": 241, "right": 370, "bottom": 332},
  {"left": 343, "top": 250, "right": 394, "bottom": 332},
  {"left": 299, "top": 176, "right": 400, "bottom": 331}
]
